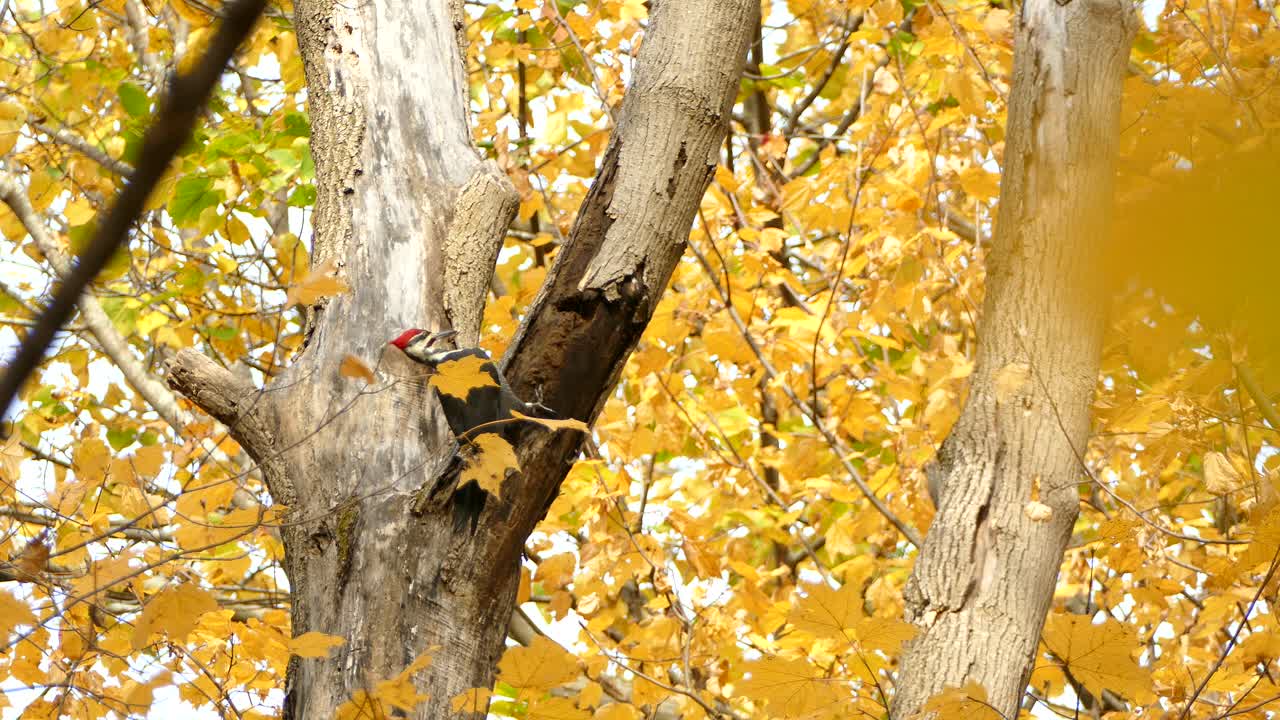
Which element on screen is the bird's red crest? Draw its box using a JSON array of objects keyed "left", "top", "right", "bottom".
[{"left": 389, "top": 328, "right": 425, "bottom": 350}]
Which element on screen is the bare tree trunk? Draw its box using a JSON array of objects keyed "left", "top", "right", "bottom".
[
  {"left": 892, "top": 2, "right": 1135, "bottom": 718},
  {"left": 166, "top": 0, "right": 753, "bottom": 717}
]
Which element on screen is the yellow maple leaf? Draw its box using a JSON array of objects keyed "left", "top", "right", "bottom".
[
  {"left": 383, "top": 650, "right": 434, "bottom": 705},
  {"left": 0, "top": 590, "right": 36, "bottom": 640},
  {"left": 449, "top": 687, "right": 492, "bottom": 714},
  {"left": 540, "top": 108, "right": 568, "bottom": 146},
  {"left": 517, "top": 566, "right": 532, "bottom": 604},
  {"left": 70, "top": 551, "right": 137, "bottom": 599},
  {"left": 130, "top": 445, "right": 168, "bottom": 478},
  {"left": 460, "top": 435, "right": 519, "bottom": 498},
  {"left": 0, "top": 100, "right": 22, "bottom": 157},
  {"left": 72, "top": 436, "right": 110, "bottom": 484},
  {"left": 11, "top": 531, "right": 50, "bottom": 580},
  {"left": 510, "top": 409, "right": 588, "bottom": 433},
  {"left": 1203, "top": 451, "right": 1245, "bottom": 494},
  {"left": 958, "top": 165, "right": 1000, "bottom": 200},
  {"left": 984, "top": 8, "right": 1012, "bottom": 41},
  {"left": 0, "top": 432, "right": 24, "bottom": 484},
  {"left": 288, "top": 631, "right": 345, "bottom": 658},
  {"left": 335, "top": 690, "right": 383, "bottom": 720},
  {"left": 1235, "top": 507, "right": 1280, "bottom": 574},
  {"left": 576, "top": 681, "right": 604, "bottom": 708},
  {"left": 63, "top": 196, "right": 96, "bottom": 226},
  {"left": 140, "top": 309, "right": 177, "bottom": 339},
  {"left": 736, "top": 656, "right": 845, "bottom": 716},
  {"left": 497, "top": 636, "right": 580, "bottom": 691},
  {"left": 174, "top": 507, "right": 261, "bottom": 552},
  {"left": 534, "top": 553, "right": 577, "bottom": 589},
  {"left": 917, "top": 679, "right": 1001, "bottom": 720},
  {"left": 854, "top": 616, "right": 919, "bottom": 655},
  {"left": 789, "top": 582, "right": 861, "bottom": 641},
  {"left": 336, "top": 650, "right": 434, "bottom": 719},
  {"left": 616, "top": 0, "right": 647, "bottom": 23},
  {"left": 169, "top": 0, "right": 213, "bottom": 26},
  {"left": 429, "top": 355, "right": 498, "bottom": 400},
  {"left": 121, "top": 669, "right": 171, "bottom": 709},
  {"left": 373, "top": 657, "right": 433, "bottom": 712},
  {"left": 1041, "top": 614, "right": 1155, "bottom": 704},
  {"left": 49, "top": 477, "right": 90, "bottom": 515},
  {"left": 131, "top": 581, "right": 220, "bottom": 649},
  {"left": 339, "top": 354, "right": 376, "bottom": 384},
  {"left": 527, "top": 696, "right": 590, "bottom": 720},
  {"left": 1094, "top": 517, "right": 1139, "bottom": 546},
  {"left": 1102, "top": 395, "right": 1173, "bottom": 434},
  {"left": 286, "top": 257, "right": 349, "bottom": 307},
  {"left": 788, "top": 582, "right": 917, "bottom": 653}
]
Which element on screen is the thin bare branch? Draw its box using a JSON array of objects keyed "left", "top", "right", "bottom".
[
  {"left": 33, "top": 122, "right": 134, "bottom": 176},
  {"left": 688, "top": 237, "right": 923, "bottom": 548}
]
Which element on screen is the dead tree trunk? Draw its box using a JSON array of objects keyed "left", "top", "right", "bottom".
[
  {"left": 891, "top": 1, "right": 1135, "bottom": 717},
  {"left": 167, "top": 0, "right": 753, "bottom": 717}
]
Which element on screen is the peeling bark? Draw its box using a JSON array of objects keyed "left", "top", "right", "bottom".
[
  {"left": 166, "top": 0, "right": 753, "bottom": 716},
  {"left": 891, "top": 1, "right": 1135, "bottom": 717}
]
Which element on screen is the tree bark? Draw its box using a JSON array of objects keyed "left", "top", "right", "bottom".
[
  {"left": 167, "top": 0, "right": 753, "bottom": 717},
  {"left": 892, "top": 1, "right": 1135, "bottom": 717}
]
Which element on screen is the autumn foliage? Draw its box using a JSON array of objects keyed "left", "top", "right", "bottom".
[{"left": 1, "top": 0, "right": 1279, "bottom": 718}]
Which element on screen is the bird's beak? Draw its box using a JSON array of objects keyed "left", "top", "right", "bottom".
[{"left": 428, "top": 329, "right": 458, "bottom": 345}]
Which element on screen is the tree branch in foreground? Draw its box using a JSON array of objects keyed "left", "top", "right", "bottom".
[
  {"left": 0, "top": 174, "right": 186, "bottom": 431},
  {"left": 0, "top": 0, "right": 268, "bottom": 425}
]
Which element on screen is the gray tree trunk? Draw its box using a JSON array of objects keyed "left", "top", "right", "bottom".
[
  {"left": 892, "top": 1, "right": 1135, "bottom": 717},
  {"left": 167, "top": 0, "right": 753, "bottom": 717}
]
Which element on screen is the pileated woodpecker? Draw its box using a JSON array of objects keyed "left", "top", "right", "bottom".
[
  {"left": 389, "top": 328, "right": 553, "bottom": 532},
  {"left": 388, "top": 328, "right": 549, "bottom": 441}
]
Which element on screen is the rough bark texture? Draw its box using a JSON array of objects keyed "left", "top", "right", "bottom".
[
  {"left": 166, "top": 0, "right": 753, "bottom": 717},
  {"left": 499, "top": 0, "right": 755, "bottom": 517},
  {"left": 891, "top": 1, "right": 1135, "bottom": 718}
]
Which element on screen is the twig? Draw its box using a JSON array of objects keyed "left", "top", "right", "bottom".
[
  {"left": 19, "top": 442, "right": 71, "bottom": 469},
  {"left": 0, "top": 504, "right": 172, "bottom": 543},
  {"left": 1179, "top": 545, "right": 1280, "bottom": 719},
  {"left": 1217, "top": 692, "right": 1280, "bottom": 718},
  {"left": 33, "top": 122, "right": 134, "bottom": 177},
  {"left": 580, "top": 624, "right": 741, "bottom": 720},
  {"left": 782, "top": 17, "right": 860, "bottom": 136},
  {"left": 787, "top": 61, "right": 879, "bottom": 179},
  {"left": 687, "top": 238, "right": 923, "bottom": 548}
]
